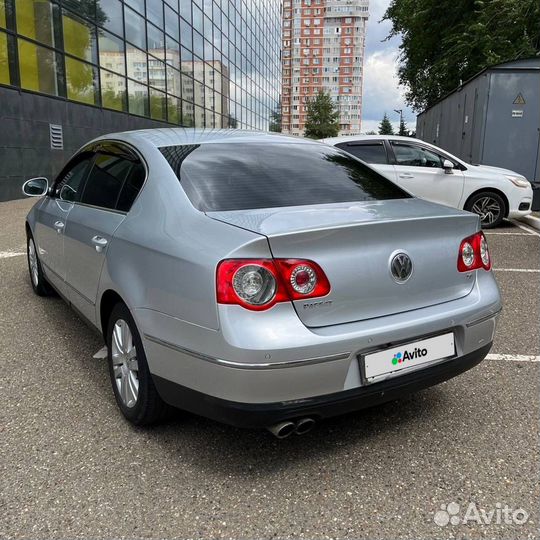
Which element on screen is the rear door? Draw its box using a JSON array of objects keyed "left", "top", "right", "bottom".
[
  {"left": 389, "top": 140, "right": 465, "bottom": 207},
  {"left": 34, "top": 153, "right": 94, "bottom": 296},
  {"left": 63, "top": 143, "right": 146, "bottom": 324},
  {"left": 335, "top": 140, "right": 397, "bottom": 181}
]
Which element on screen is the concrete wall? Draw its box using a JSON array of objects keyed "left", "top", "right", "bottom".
[
  {"left": 416, "top": 59, "right": 540, "bottom": 183},
  {"left": 0, "top": 86, "right": 171, "bottom": 202}
]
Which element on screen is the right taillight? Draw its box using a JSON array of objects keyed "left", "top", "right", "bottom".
[
  {"left": 216, "top": 258, "right": 330, "bottom": 311},
  {"left": 457, "top": 231, "right": 491, "bottom": 272}
]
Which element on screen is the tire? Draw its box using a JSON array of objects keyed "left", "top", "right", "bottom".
[
  {"left": 106, "top": 302, "right": 170, "bottom": 425},
  {"left": 27, "top": 233, "right": 54, "bottom": 296},
  {"left": 465, "top": 191, "right": 506, "bottom": 229}
]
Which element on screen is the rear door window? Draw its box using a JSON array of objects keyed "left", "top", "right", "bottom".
[
  {"left": 160, "top": 142, "right": 410, "bottom": 212},
  {"left": 336, "top": 141, "right": 388, "bottom": 164}
]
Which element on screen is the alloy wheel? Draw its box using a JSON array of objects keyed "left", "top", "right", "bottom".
[
  {"left": 111, "top": 319, "right": 139, "bottom": 408},
  {"left": 28, "top": 239, "right": 39, "bottom": 287},
  {"left": 471, "top": 196, "right": 501, "bottom": 226}
]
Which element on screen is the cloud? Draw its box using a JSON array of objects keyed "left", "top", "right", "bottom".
[{"left": 361, "top": 0, "right": 415, "bottom": 132}]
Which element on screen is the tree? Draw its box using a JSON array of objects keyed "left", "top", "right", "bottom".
[
  {"left": 304, "top": 91, "right": 340, "bottom": 139},
  {"left": 398, "top": 116, "right": 408, "bottom": 136},
  {"left": 378, "top": 113, "right": 394, "bottom": 135},
  {"left": 269, "top": 103, "right": 282, "bottom": 132},
  {"left": 384, "top": 0, "right": 540, "bottom": 111}
]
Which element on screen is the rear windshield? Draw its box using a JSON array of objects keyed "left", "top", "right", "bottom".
[{"left": 160, "top": 142, "right": 410, "bottom": 212}]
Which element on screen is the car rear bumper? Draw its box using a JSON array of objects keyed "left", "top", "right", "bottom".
[{"left": 153, "top": 342, "right": 491, "bottom": 428}]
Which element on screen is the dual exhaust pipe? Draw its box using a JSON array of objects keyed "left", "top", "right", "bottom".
[{"left": 267, "top": 417, "right": 316, "bottom": 438}]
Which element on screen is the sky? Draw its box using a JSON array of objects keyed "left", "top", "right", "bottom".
[{"left": 361, "top": 0, "right": 415, "bottom": 134}]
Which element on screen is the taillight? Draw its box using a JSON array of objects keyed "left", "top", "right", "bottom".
[
  {"left": 457, "top": 231, "right": 491, "bottom": 272},
  {"left": 216, "top": 258, "right": 330, "bottom": 311}
]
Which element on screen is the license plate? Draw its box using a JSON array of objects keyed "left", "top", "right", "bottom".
[{"left": 363, "top": 332, "right": 455, "bottom": 382}]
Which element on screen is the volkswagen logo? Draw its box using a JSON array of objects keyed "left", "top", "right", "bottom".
[{"left": 390, "top": 252, "right": 413, "bottom": 283}]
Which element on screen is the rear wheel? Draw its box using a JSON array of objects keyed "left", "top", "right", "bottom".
[
  {"left": 27, "top": 234, "right": 54, "bottom": 296},
  {"left": 106, "top": 302, "right": 170, "bottom": 425},
  {"left": 465, "top": 191, "right": 506, "bottom": 229}
]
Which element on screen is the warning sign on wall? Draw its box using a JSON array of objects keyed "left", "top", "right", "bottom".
[{"left": 513, "top": 93, "right": 526, "bottom": 105}]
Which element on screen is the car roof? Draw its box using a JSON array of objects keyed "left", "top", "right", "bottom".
[
  {"left": 320, "top": 135, "right": 424, "bottom": 145},
  {"left": 91, "top": 128, "right": 321, "bottom": 148}
]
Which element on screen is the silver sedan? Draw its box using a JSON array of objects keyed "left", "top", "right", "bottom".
[{"left": 23, "top": 129, "right": 502, "bottom": 438}]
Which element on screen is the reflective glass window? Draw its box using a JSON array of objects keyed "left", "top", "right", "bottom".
[
  {"left": 164, "top": 4, "right": 178, "bottom": 39},
  {"left": 100, "top": 69, "right": 126, "bottom": 111},
  {"left": 179, "top": 17, "right": 191, "bottom": 49},
  {"left": 100, "top": 0, "right": 123, "bottom": 37},
  {"left": 125, "top": 6, "right": 145, "bottom": 49},
  {"left": 150, "top": 87, "right": 166, "bottom": 120},
  {"left": 98, "top": 30, "right": 125, "bottom": 75},
  {"left": 128, "top": 78, "right": 148, "bottom": 116},
  {"left": 62, "top": 10, "right": 97, "bottom": 63},
  {"left": 16, "top": 0, "right": 56, "bottom": 47},
  {"left": 126, "top": 46, "right": 147, "bottom": 84},
  {"left": 166, "top": 95, "right": 180, "bottom": 123},
  {"left": 148, "top": 56, "right": 165, "bottom": 90},
  {"left": 125, "top": 0, "right": 144, "bottom": 15},
  {"left": 179, "top": 2, "right": 191, "bottom": 24},
  {"left": 147, "top": 22, "right": 164, "bottom": 55},
  {"left": 65, "top": 56, "right": 97, "bottom": 104},
  {"left": 0, "top": 30, "right": 11, "bottom": 84},
  {"left": 147, "top": 1, "right": 163, "bottom": 28},
  {"left": 18, "top": 38, "right": 59, "bottom": 95},
  {"left": 166, "top": 64, "right": 180, "bottom": 97},
  {"left": 1, "top": 1, "right": 6, "bottom": 28}
]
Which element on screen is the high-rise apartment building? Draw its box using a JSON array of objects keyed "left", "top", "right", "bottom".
[{"left": 281, "top": 0, "right": 369, "bottom": 136}]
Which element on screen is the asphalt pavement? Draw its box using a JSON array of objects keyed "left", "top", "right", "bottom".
[{"left": 0, "top": 198, "right": 538, "bottom": 539}]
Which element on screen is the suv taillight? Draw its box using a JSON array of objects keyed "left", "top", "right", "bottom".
[
  {"left": 457, "top": 231, "right": 491, "bottom": 272},
  {"left": 216, "top": 258, "right": 331, "bottom": 311}
]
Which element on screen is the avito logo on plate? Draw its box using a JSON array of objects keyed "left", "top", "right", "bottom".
[{"left": 391, "top": 347, "right": 428, "bottom": 366}]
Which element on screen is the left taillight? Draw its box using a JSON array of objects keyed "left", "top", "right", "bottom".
[
  {"left": 216, "top": 258, "right": 331, "bottom": 311},
  {"left": 457, "top": 231, "right": 491, "bottom": 272}
]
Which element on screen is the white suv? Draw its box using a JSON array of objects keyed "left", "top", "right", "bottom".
[{"left": 321, "top": 135, "right": 533, "bottom": 228}]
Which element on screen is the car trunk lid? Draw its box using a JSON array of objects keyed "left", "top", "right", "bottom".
[{"left": 208, "top": 199, "right": 479, "bottom": 327}]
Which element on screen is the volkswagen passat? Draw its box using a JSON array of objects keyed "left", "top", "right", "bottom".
[
  {"left": 320, "top": 135, "right": 533, "bottom": 228},
  {"left": 23, "top": 129, "right": 502, "bottom": 437}
]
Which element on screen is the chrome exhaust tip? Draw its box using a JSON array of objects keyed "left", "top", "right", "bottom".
[
  {"left": 295, "top": 417, "right": 315, "bottom": 435},
  {"left": 267, "top": 421, "right": 296, "bottom": 439}
]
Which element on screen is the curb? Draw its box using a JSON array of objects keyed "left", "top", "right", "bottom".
[{"left": 518, "top": 215, "right": 540, "bottom": 232}]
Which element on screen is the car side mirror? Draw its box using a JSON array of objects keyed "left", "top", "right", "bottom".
[
  {"left": 443, "top": 159, "right": 454, "bottom": 174},
  {"left": 22, "top": 177, "right": 49, "bottom": 197}
]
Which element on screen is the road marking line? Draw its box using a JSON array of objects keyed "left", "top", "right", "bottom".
[
  {"left": 0, "top": 251, "right": 25, "bottom": 259},
  {"left": 486, "top": 353, "right": 540, "bottom": 363},
  {"left": 493, "top": 268, "right": 540, "bottom": 273},
  {"left": 512, "top": 220, "right": 540, "bottom": 237},
  {"left": 485, "top": 231, "right": 530, "bottom": 236}
]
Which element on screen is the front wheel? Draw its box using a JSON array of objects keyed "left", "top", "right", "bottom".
[
  {"left": 465, "top": 191, "right": 506, "bottom": 229},
  {"left": 106, "top": 302, "right": 170, "bottom": 425}
]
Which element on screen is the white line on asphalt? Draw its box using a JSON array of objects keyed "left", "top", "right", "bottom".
[
  {"left": 0, "top": 251, "right": 25, "bottom": 259},
  {"left": 486, "top": 353, "right": 540, "bottom": 363},
  {"left": 493, "top": 268, "right": 540, "bottom": 273},
  {"left": 512, "top": 220, "right": 540, "bottom": 237},
  {"left": 484, "top": 231, "right": 530, "bottom": 236}
]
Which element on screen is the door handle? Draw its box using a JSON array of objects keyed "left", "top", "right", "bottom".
[
  {"left": 91, "top": 235, "right": 108, "bottom": 252},
  {"left": 54, "top": 220, "right": 65, "bottom": 233},
  {"left": 399, "top": 173, "right": 414, "bottom": 179}
]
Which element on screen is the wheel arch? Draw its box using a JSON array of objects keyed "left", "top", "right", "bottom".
[
  {"left": 464, "top": 188, "right": 509, "bottom": 218},
  {"left": 99, "top": 289, "right": 126, "bottom": 340}
]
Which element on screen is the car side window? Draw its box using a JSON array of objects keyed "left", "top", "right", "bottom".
[
  {"left": 116, "top": 162, "right": 146, "bottom": 212},
  {"left": 336, "top": 142, "right": 388, "bottom": 164},
  {"left": 80, "top": 152, "right": 134, "bottom": 210},
  {"left": 54, "top": 154, "right": 94, "bottom": 202},
  {"left": 391, "top": 142, "right": 443, "bottom": 168}
]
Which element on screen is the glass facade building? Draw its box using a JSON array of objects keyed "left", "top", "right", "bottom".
[{"left": 0, "top": 0, "right": 281, "bottom": 129}]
